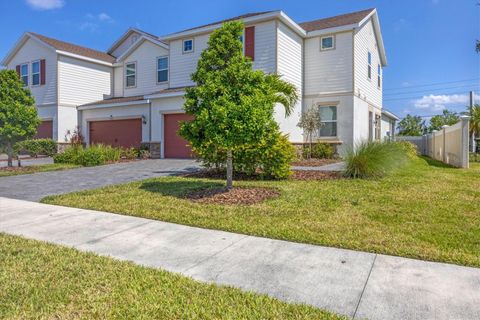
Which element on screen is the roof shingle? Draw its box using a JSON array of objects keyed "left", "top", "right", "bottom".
[
  {"left": 30, "top": 32, "right": 116, "bottom": 63},
  {"left": 80, "top": 95, "right": 146, "bottom": 107},
  {"left": 299, "top": 8, "right": 374, "bottom": 32}
]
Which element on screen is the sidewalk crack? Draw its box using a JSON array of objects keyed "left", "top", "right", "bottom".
[{"left": 353, "top": 254, "right": 377, "bottom": 319}]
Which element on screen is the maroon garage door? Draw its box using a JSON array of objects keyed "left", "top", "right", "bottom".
[
  {"left": 164, "top": 114, "right": 194, "bottom": 158},
  {"left": 34, "top": 120, "right": 53, "bottom": 139},
  {"left": 89, "top": 119, "right": 142, "bottom": 148}
]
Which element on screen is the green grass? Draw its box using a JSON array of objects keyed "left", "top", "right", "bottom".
[
  {"left": 0, "top": 233, "right": 341, "bottom": 320},
  {"left": 43, "top": 157, "right": 480, "bottom": 267},
  {"left": 0, "top": 163, "right": 80, "bottom": 177}
]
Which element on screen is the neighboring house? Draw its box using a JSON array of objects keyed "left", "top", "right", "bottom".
[
  {"left": 1, "top": 32, "right": 114, "bottom": 144},
  {"left": 381, "top": 109, "right": 399, "bottom": 141},
  {"left": 2, "top": 8, "right": 398, "bottom": 157}
]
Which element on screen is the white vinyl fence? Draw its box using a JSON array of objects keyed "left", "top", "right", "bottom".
[{"left": 397, "top": 116, "right": 470, "bottom": 168}]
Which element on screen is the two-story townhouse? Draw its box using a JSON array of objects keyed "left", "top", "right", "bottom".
[
  {"left": 2, "top": 8, "right": 399, "bottom": 158},
  {"left": 1, "top": 32, "right": 114, "bottom": 144}
]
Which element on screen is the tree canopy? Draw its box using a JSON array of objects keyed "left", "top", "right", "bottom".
[
  {"left": 427, "top": 109, "right": 459, "bottom": 132},
  {"left": 397, "top": 114, "right": 426, "bottom": 136},
  {"left": 179, "top": 21, "right": 298, "bottom": 188},
  {"left": 0, "top": 69, "right": 39, "bottom": 166}
]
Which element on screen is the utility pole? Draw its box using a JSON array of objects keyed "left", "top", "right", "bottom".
[{"left": 470, "top": 91, "right": 476, "bottom": 153}]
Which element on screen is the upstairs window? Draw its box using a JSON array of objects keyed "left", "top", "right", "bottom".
[
  {"left": 320, "top": 36, "right": 335, "bottom": 50},
  {"left": 125, "top": 62, "right": 136, "bottom": 88},
  {"left": 367, "top": 52, "right": 372, "bottom": 80},
  {"left": 20, "top": 63, "right": 28, "bottom": 86},
  {"left": 157, "top": 56, "right": 168, "bottom": 83},
  {"left": 319, "top": 106, "right": 337, "bottom": 137},
  {"left": 32, "top": 60, "right": 40, "bottom": 86},
  {"left": 183, "top": 39, "right": 193, "bottom": 53},
  {"left": 377, "top": 64, "right": 381, "bottom": 88}
]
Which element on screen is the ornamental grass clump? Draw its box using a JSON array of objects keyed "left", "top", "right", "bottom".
[{"left": 344, "top": 141, "right": 409, "bottom": 179}]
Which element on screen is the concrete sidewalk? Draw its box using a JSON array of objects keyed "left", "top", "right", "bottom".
[{"left": 1, "top": 197, "right": 479, "bottom": 320}]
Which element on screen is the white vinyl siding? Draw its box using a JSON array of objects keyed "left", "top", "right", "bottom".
[
  {"left": 113, "top": 66, "right": 123, "bottom": 97},
  {"left": 7, "top": 38, "right": 57, "bottom": 105},
  {"left": 110, "top": 31, "right": 141, "bottom": 58},
  {"left": 304, "top": 31, "right": 353, "bottom": 95},
  {"left": 121, "top": 40, "right": 169, "bottom": 96},
  {"left": 276, "top": 21, "right": 303, "bottom": 141},
  {"left": 354, "top": 19, "right": 382, "bottom": 108},
  {"left": 57, "top": 55, "right": 112, "bottom": 106},
  {"left": 169, "top": 20, "right": 276, "bottom": 88}
]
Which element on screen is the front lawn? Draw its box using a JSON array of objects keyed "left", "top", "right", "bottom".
[
  {"left": 43, "top": 157, "right": 480, "bottom": 267},
  {"left": 0, "top": 234, "right": 340, "bottom": 319},
  {"left": 0, "top": 163, "right": 80, "bottom": 177}
]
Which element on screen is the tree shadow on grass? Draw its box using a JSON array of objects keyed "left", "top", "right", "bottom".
[
  {"left": 139, "top": 179, "right": 224, "bottom": 198},
  {"left": 420, "top": 156, "right": 456, "bottom": 168}
]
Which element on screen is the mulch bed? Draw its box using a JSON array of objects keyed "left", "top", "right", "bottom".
[
  {"left": 291, "top": 158, "right": 340, "bottom": 167},
  {"left": 0, "top": 166, "right": 39, "bottom": 174},
  {"left": 182, "top": 170, "right": 262, "bottom": 181},
  {"left": 291, "top": 170, "right": 342, "bottom": 180},
  {"left": 186, "top": 187, "right": 280, "bottom": 205}
]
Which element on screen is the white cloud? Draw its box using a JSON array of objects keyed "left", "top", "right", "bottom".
[
  {"left": 80, "top": 12, "right": 114, "bottom": 32},
  {"left": 98, "top": 13, "right": 113, "bottom": 23},
  {"left": 413, "top": 94, "right": 479, "bottom": 112},
  {"left": 26, "top": 0, "right": 64, "bottom": 10}
]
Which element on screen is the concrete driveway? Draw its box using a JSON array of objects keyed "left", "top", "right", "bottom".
[{"left": 0, "top": 159, "right": 199, "bottom": 202}]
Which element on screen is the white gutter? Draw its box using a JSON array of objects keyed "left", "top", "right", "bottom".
[
  {"left": 77, "top": 99, "right": 148, "bottom": 110},
  {"left": 305, "top": 24, "right": 358, "bottom": 38}
]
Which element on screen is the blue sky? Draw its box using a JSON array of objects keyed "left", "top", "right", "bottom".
[{"left": 1, "top": 0, "right": 478, "bottom": 118}]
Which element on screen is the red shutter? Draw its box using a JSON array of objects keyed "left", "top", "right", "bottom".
[
  {"left": 245, "top": 26, "right": 255, "bottom": 61},
  {"left": 16, "top": 65, "right": 20, "bottom": 76},
  {"left": 40, "top": 59, "right": 46, "bottom": 85}
]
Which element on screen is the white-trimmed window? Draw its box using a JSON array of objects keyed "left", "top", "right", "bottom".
[
  {"left": 32, "top": 60, "right": 40, "bottom": 86},
  {"left": 183, "top": 39, "right": 193, "bottom": 53},
  {"left": 125, "top": 62, "right": 136, "bottom": 88},
  {"left": 319, "top": 106, "right": 337, "bottom": 137},
  {"left": 157, "top": 56, "right": 168, "bottom": 83},
  {"left": 320, "top": 36, "right": 335, "bottom": 50},
  {"left": 20, "top": 63, "right": 28, "bottom": 86},
  {"left": 377, "top": 64, "right": 381, "bottom": 88},
  {"left": 367, "top": 51, "right": 372, "bottom": 80}
]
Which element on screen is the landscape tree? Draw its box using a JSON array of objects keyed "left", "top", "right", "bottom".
[
  {"left": 180, "top": 21, "right": 298, "bottom": 189},
  {"left": 469, "top": 104, "right": 480, "bottom": 155},
  {"left": 476, "top": 40, "right": 480, "bottom": 53},
  {"left": 297, "top": 105, "right": 322, "bottom": 159},
  {"left": 427, "top": 109, "right": 459, "bottom": 132},
  {"left": 397, "top": 114, "right": 426, "bottom": 136},
  {"left": 0, "top": 69, "right": 40, "bottom": 167}
]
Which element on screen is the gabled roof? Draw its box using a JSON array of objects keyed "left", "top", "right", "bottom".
[
  {"left": 107, "top": 27, "right": 167, "bottom": 56},
  {"left": 1, "top": 32, "right": 115, "bottom": 66},
  {"left": 178, "top": 11, "right": 275, "bottom": 33},
  {"left": 299, "top": 8, "right": 374, "bottom": 32},
  {"left": 161, "top": 10, "right": 306, "bottom": 40},
  {"left": 116, "top": 35, "right": 169, "bottom": 63},
  {"left": 30, "top": 33, "right": 115, "bottom": 63}
]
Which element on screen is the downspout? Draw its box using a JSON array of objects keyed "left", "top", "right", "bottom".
[{"left": 148, "top": 99, "right": 152, "bottom": 143}]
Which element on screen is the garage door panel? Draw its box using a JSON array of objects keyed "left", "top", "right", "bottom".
[
  {"left": 89, "top": 119, "right": 142, "bottom": 148},
  {"left": 164, "top": 114, "right": 194, "bottom": 158},
  {"left": 34, "top": 120, "right": 53, "bottom": 139}
]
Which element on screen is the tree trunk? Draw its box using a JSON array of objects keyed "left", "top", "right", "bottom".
[
  {"left": 309, "top": 133, "right": 313, "bottom": 159},
  {"left": 6, "top": 141, "right": 13, "bottom": 167},
  {"left": 226, "top": 149, "right": 233, "bottom": 189}
]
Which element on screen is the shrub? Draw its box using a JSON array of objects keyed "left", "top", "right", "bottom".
[
  {"left": 121, "top": 147, "right": 138, "bottom": 160},
  {"left": 395, "top": 140, "right": 418, "bottom": 159},
  {"left": 194, "top": 133, "right": 295, "bottom": 179},
  {"left": 53, "top": 146, "right": 81, "bottom": 164},
  {"left": 344, "top": 141, "right": 409, "bottom": 179},
  {"left": 77, "top": 146, "right": 106, "bottom": 166},
  {"left": 17, "top": 139, "right": 57, "bottom": 157},
  {"left": 302, "top": 143, "right": 335, "bottom": 159}
]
